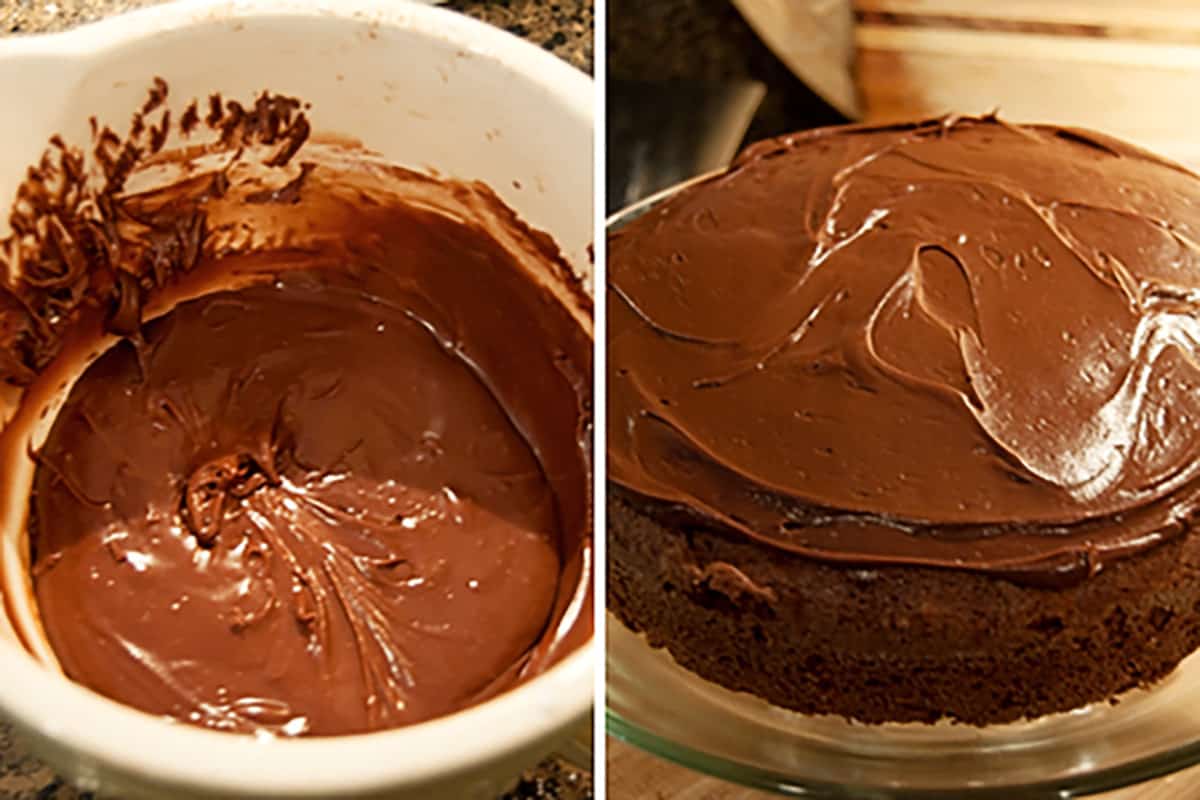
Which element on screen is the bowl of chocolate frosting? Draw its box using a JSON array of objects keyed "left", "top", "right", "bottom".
[{"left": 0, "top": 1, "right": 593, "bottom": 798}]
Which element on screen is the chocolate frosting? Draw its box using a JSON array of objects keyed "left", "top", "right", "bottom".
[
  {"left": 2, "top": 85, "right": 591, "bottom": 736},
  {"left": 608, "top": 114, "right": 1200, "bottom": 586}
]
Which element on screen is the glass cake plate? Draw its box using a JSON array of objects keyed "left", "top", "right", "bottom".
[
  {"left": 605, "top": 181, "right": 1200, "bottom": 797},
  {"left": 607, "top": 618, "right": 1200, "bottom": 798}
]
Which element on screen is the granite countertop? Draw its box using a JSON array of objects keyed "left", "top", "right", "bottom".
[{"left": 0, "top": 2, "right": 592, "bottom": 799}]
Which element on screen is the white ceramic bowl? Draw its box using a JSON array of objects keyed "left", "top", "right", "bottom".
[{"left": 0, "top": 2, "right": 593, "bottom": 797}]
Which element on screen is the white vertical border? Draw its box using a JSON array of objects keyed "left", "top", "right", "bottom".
[{"left": 591, "top": 0, "right": 608, "bottom": 795}]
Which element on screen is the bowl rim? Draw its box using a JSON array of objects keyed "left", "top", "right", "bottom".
[{"left": 0, "top": 0, "right": 593, "bottom": 795}]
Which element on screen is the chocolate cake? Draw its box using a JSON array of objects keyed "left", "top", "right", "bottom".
[{"left": 607, "top": 114, "right": 1200, "bottom": 725}]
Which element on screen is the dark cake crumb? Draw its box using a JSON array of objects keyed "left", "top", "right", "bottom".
[{"left": 609, "top": 490, "right": 1200, "bottom": 725}]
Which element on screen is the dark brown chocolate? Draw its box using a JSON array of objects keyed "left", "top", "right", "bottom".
[
  {"left": 609, "top": 487, "right": 1200, "bottom": 725},
  {"left": 608, "top": 114, "right": 1200, "bottom": 587},
  {"left": 2, "top": 84, "right": 592, "bottom": 737}
]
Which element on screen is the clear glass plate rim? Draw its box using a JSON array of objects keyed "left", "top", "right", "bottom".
[{"left": 606, "top": 695, "right": 1200, "bottom": 799}]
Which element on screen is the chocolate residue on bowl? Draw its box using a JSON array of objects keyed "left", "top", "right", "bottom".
[
  {"left": 0, "top": 80, "right": 592, "bottom": 737},
  {"left": 1, "top": 80, "right": 313, "bottom": 380}
]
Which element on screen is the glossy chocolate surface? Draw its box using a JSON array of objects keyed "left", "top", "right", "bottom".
[{"left": 609, "top": 115, "right": 1200, "bottom": 585}]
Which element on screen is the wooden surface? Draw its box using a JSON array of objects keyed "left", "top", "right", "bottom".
[
  {"left": 854, "top": 0, "right": 1200, "bottom": 38},
  {"left": 853, "top": 0, "right": 1200, "bottom": 167},
  {"left": 607, "top": 737, "right": 1200, "bottom": 799}
]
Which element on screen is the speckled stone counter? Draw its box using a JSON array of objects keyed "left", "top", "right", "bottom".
[{"left": 0, "top": 2, "right": 592, "bottom": 799}]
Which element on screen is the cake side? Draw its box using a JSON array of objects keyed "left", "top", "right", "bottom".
[{"left": 609, "top": 488, "right": 1200, "bottom": 725}]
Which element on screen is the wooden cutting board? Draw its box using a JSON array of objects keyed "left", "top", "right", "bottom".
[
  {"left": 855, "top": 0, "right": 1200, "bottom": 168},
  {"left": 607, "top": 737, "right": 1200, "bottom": 799}
]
